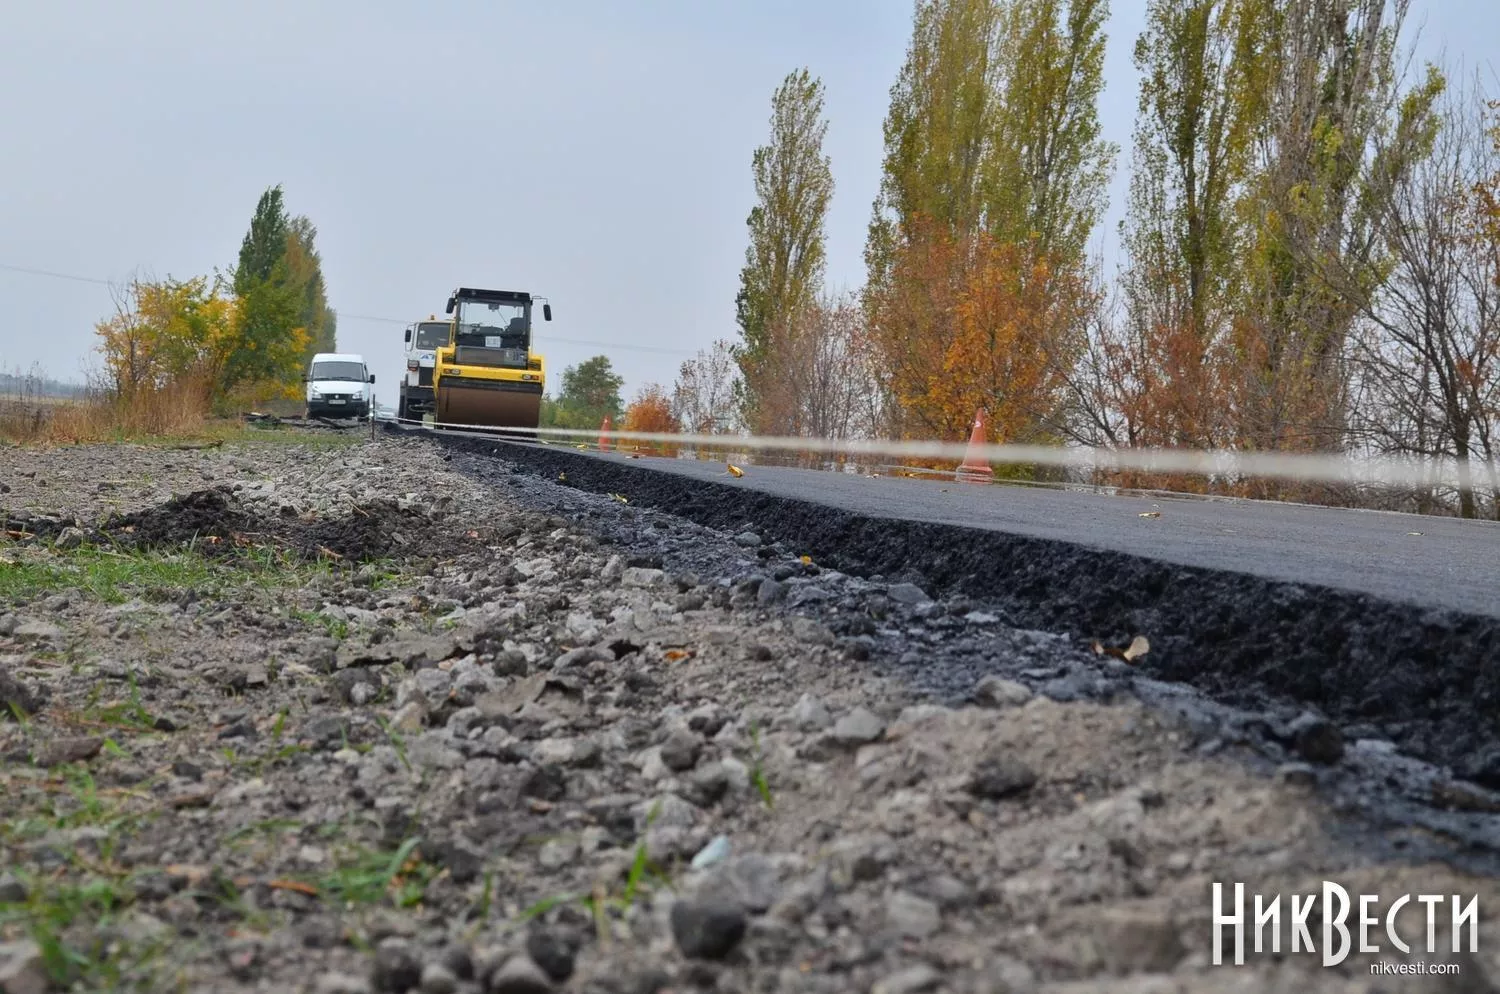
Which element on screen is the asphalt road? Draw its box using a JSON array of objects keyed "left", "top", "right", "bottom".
[{"left": 525, "top": 442, "right": 1500, "bottom": 619}]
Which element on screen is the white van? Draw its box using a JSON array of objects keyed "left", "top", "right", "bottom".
[{"left": 305, "top": 353, "right": 375, "bottom": 419}]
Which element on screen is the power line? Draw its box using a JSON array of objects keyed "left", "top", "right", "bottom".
[
  {"left": 1, "top": 261, "right": 704, "bottom": 359},
  {"left": 0, "top": 262, "right": 115, "bottom": 287},
  {"left": 337, "top": 311, "right": 699, "bottom": 357}
]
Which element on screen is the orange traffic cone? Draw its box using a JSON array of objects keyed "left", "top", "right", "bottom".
[
  {"left": 599, "top": 415, "right": 613, "bottom": 452},
  {"left": 955, "top": 408, "right": 994, "bottom": 483}
]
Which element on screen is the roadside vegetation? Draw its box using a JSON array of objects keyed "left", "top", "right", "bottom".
[
  {"left": 0, "top": 542, "right": 346, "bottom": 608},
  {"left": 0, "top": 382, "right": 360, "bottom": 448},
  {"left": 12, "top": 2, "right": 1500, "bottom": 518},
  {"left": 662, "top": 1, "right": 1500, "bottom": 518},
  {"left": 535, "top": 354, "right": 735, "bottom": 461},
  {"left": 2, "top": 185, "right": 335, "bottom": 447}
]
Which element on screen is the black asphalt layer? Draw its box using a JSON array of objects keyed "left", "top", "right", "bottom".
[
  {"left": 542, "top": 447, "right": 1500, "bottom": 618},
  {"left": 421, "top": 431, "right": 1500, "bottom": 878},
  {"left": 406, "top": 425, "right": 1500, "bottom": 784}
]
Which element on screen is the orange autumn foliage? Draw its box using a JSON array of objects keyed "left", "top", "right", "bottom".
[
  {"left": 622, "top": 382, "right": 679, "bottom": 456},
  {"left": 1092, "top": 315, "right": 1233, "bottom": 495},
  {"left": 867, "top": 216, "right": 1088, "bottom": 470}
]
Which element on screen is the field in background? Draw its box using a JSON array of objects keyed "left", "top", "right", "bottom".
[
  {"left": 0, "top": 364, "right": 333, "bottom": 446},
  {"left": 1, "top": 377, "right": 204, "bottom": 446}
]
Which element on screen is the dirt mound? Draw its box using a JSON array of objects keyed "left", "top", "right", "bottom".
[
  {"left": 102, "top": 488, "right": 258, "bottom": 556},
  {"left": 290, "top": 499, "right": 434, "bottom": 561},
  {"left": 88, "top": 488, "right": 469, "bottom": 565}
]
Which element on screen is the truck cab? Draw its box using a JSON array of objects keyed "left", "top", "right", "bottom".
[
  {"left": 399, "top": 316, "right": 450, "bottom": 421},
  {"left": 305, "top": 352, "right": 375, "bottom": 420}
]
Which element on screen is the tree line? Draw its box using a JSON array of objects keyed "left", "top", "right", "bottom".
[
  {"left": 695, "top": 0, "right": 1500, "bottom": 518},
  {"left": 94, "top": 184, "right": 336, "bottom": 414}
]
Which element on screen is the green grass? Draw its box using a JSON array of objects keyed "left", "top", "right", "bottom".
[
  {"left": 0, "top": 768, "right": 175, "bottom": 989},
  {"left": 225, "top": 817, "right": 305, "bottom": 845},
  {"left": 317, "top": 837, "right": 436, "bottom": 909},
  {"left": 0, "top": 544, "right": 343, "bottom": 607},
  {"left": 747, "top": 723, "right": 774, "bottom": 809},
  {"left": 0, "top": 548, "right": 222, "bottom": 605},
  {"left": 291, "top": 609, "right": 350, "bottom": 640},
  {"left": 114, "top": 420, "right": 364, "bottom": 450},
  {"left": 0, "top": 873, "right": 175, "bottom": 990},
  {"left": 512, "top": 799, "right": 672, "bottom": 939},
  {"left": 2, "top": 767, "right": 155, "bottom": 852},
  {"left": 75, "top": 675, "right": 159, "bottom": 733}
]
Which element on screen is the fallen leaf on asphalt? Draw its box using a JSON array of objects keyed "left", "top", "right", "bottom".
[
  {"left": 1091, "top": 635, "right": 1150, "bottom": 663},
  {"left": 1139, "top": 511, "right": 1161, "bottom": 518},
  {"left": 726, "top": 463, "right": 744, "bottom": 478},
  {"left": 663, "top": 648, "right": 695, "bottom": 662}
]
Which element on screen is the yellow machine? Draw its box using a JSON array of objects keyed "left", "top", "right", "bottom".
[{"left": 432, "top": 287, "right": 551, "bottom": 430}]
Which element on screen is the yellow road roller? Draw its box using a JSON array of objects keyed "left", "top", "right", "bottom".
[{"left": 432, "top": 287, "right": 552, "bottom": 431}]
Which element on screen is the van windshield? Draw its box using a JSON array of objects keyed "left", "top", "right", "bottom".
[{"left": 310, "top": 361, "right": 366, "bottom": 382}]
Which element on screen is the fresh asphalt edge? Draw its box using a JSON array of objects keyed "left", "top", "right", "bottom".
[{"left": 403, "top": 426, "right": 1500, "bottom": 791}]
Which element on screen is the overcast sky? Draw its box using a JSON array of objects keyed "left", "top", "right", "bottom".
[{"left": 1, "top": 1, "right": 1495, "bottom": 406}]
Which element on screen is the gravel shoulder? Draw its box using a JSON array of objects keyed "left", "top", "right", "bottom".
[{"left": 2, "top": 431, "right": 1498, "bottom": 994}]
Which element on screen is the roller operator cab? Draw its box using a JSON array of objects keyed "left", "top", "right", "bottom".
[
  {"left": 305, "top": 353, "right": 375, "bottom": 419},
  {"left": 433, "top": 287, "right": 552, "bottom": 431},
  {"left": 399, "top": 316, "right": 449, "bottom": 420}
]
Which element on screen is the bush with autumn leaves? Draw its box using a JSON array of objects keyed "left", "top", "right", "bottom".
[{"left": 84, "top": 185, "right": 336, "bottom": 434}]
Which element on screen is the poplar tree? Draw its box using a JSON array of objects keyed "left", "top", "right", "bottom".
[{"left": 734, "top": 68, "right": 835, "bottom": 433}]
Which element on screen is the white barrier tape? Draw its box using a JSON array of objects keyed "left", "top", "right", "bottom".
[{"left": 377, "top": 412, "right": 1500, "bottom": 493}]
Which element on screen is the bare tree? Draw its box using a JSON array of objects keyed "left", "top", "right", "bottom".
[
  {"left": 782, "top": 292, "right": 880, "bottom": 441},
  {"left": 1051, "top": 255, "right": 1132, "bottom": 449},
  {"left": 1350, "top": 74, "right": 1500, "bottom": 518},
  {"left": 672, "top": 340, "right": 742, "bottom": 435}
]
